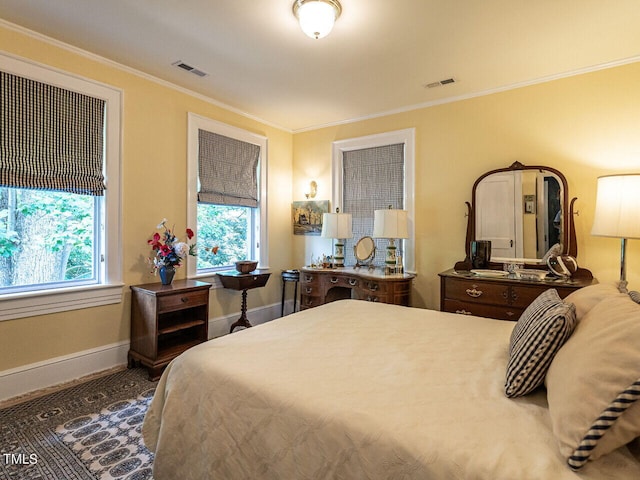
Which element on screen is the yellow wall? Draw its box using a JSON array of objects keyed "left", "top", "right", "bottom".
[
  {"left": 0, "top": 24, "right": 293, "bottom": 371},
  {"left": 2, "top": 21, "right": 640, "bottom": 373},
  {"left": 293, "top": 61, "right": 640, "bottom": 309}
]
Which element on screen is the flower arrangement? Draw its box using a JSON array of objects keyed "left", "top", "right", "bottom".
[{"left": 147, "top": 219, "right": 197, "bottom": 271}]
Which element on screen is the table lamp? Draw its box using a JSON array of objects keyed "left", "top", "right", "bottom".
[
  {"left": 321, "top": 208, "right": 353, "bottom": 267},
  {"left": 591, "top": 174, "right": 640, "bottom": 291},
  {"left": 373, "top": 206, "right": 409, "bottom": 274}
]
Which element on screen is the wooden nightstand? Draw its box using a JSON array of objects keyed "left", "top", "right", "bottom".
[{"left": 128, "top": 279, "right": 211, "bottom": 380}]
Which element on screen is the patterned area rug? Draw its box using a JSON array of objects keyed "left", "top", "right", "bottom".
[{"left": 0, "top": 368, "right": 157, "bottom": 479}]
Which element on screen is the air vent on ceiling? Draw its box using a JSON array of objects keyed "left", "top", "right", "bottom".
[
  {"left": 172, "top": 60, "right": 209, "bottom": 78},
  {"left": 423, "top": 77, "right": 456, "bottom": 89}
]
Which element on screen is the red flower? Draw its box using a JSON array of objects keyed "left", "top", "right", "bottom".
[
  {"left": 147, "top": 232, "right": 161, "bottom": 250},
  {"left": 186, "top": 228, "right": 194, "bottom": 240}
]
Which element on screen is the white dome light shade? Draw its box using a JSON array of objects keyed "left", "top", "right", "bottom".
[{"left": 293, "top": 0, "right": 342, "bottom": 40}]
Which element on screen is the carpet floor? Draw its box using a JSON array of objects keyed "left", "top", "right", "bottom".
[{"left": 0, "top": 368, "right": 157, "bottom": 480}]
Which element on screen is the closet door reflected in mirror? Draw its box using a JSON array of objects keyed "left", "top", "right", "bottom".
[{"left": 475, "top": 169, "right": 562, "bottom": 260}]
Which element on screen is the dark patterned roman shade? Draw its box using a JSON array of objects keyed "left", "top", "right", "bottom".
[
  {"left": 0, "top": 71, "right": 106, "bottom": 195},
  {"left": 343, "top": 143, "right": 404, "bottom": 266},
  {"left": 197, "top": 129, "right": 260, "bottom": 208}
]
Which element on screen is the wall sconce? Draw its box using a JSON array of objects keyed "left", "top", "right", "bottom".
[{"left": 305, "top": 180, "right": 317, "bottom": 199}]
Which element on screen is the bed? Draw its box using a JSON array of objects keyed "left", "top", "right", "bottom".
[{"left": 143, "top": 282, "right": 640, "bottom": 479}]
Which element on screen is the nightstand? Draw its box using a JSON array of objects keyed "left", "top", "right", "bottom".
[{"left": 128, "top": 279, "right": 211, "bottom": 380}]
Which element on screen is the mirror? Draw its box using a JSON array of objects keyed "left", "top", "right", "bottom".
[
  {"left": 455, "top": 162, "right": 588, "bottom": 277},
  {"left": 475, "top": 168, "right": 563, "bottom": 260},
  {"left": 354, "top": 236, "right": 376, "bottom": 268}
]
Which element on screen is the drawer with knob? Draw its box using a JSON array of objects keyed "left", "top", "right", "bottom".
[
  {"left": 157, "top": 290, "right": 209, "bottom": 313},
  {"left": 299, "top": 267, "right": 414, "bottom": 310},
  {"left": 439, "top": 268, "right": 595, "bottom": 322}
]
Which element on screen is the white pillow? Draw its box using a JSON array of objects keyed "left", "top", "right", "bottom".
[
  {"left": 546, "top": 294, "right": 640, "bottom": 469},
  {"left": 563, "top": 281, "right": 625, "bottom": 320}
]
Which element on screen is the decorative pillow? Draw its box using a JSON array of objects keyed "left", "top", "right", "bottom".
[
  {"left": 546, "top": 294, "right": 640, "bottom": 470},
  {"left": 563, "top": 281, "right": 626, "bottom": 320},
  {"left": 504, "top": 289, "right": 576, "bottom": 398}
]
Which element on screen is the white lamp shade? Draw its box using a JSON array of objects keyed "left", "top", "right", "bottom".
[
  {"left": 296, "top": 1, "right": 339, "bottom": 39},
  {"left": 321, "top": 212, "right": 353, "bottom": 239},
  {"left": 591, "top": 174, "right": 640, "bottom": 239},
  {"left": 373, "top": 209, "right": 409, "bottom": 239}
]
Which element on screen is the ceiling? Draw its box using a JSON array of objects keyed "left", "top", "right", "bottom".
[{"left": 1, "top": 0, "right": 639, "bottom": 132}]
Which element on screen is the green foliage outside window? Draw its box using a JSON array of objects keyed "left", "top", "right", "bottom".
[
  {"left": 196, "top": 203, "right": 252, "bottom": 270},
  {"left": 0, "top": 187, "right": 95, "bottom": 288}
]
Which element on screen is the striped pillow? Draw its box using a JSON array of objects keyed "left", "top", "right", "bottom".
[
  {"left": 568, "top": 379, "right": 640, "bottom": 470},
  {"left": 505, "top": 289, "right": 576, "bottom": 398},
  {"left": 546, "top": 294, "right": 640, "bottom": 469}
]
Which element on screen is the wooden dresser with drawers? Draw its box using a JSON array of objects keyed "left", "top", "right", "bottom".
[
  {"left": 439, "top": 268, "right": 596, "bottom": 321},
  {"left": 299, "top": 267, "right": 415, "bottom": 310}
]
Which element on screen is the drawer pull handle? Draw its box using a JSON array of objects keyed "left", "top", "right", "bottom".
[
  {"left": 348, "top": 278, "right": 357, "bottom": 286},
  {"left": 506, "top": 311, "right": 516, "bottom": 317},
  {"left": 180, "top": 297, "right": 189, "bottom": 303},
  {"left": 368, "top": 282, "right": 379, "bottom": 291},
  {"left": 367, "top": 296, "right": 379, "bottom": 302},
  {"left": 456, "top": 309, "right": 473, "bottom": 315},
  {"left": 466, "top": 288, "right": 483, "bottom": 298},
  {"left": 304, "top": 275, "right": 313, "bottom": 282},
  {"left": 330, "top": 277, "right": 339, "bottom": 284},
  {"left": 305, "top": 287, "right": 313, "bottom": 294}
]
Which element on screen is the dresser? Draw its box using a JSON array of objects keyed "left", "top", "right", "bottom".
[
  {"left": 128, "top": 279, "right": 211, "bottom": 380},
  {"left": 300, "top": 267, "right": 415, "bottom": 310},
  {"left": 439, "top": 269, "right": 595, "bottom": 321}
]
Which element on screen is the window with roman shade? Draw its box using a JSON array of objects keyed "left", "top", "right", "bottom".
[
  {"left": 342, "top": 143, "right": 405, "bottom": 266},
  {"left": 197, "top": 130, "right": 260, "bottom": 207},
  {"left": 187, "top": 113, "right": 268, "bottom": 279},
  {"left": 0, "top": 53, "right": 122, "bottom": 321},
  {"left": 332, "top": 128, "right": 415, "bottom": 272},
  {"left": 0, "top": 71, "right": 106, "bottom": 196}
]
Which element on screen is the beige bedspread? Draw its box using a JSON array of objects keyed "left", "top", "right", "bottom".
[{"left": 143, "top": 300, "right": 640, "bottom": 479}]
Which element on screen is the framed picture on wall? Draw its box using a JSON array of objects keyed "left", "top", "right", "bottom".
[{"left": 292, "top": 200, "right": 329, "bottom": 235}]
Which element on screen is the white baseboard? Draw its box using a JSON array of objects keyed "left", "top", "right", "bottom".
[
  {"left": 208, "top": 301, "right": 284, "bottom": 338},
  {"left": 0, "top": 340, "right": 130, "bottom": 403},
  {"left": 0, "top": 302, "right": 284, "bottom": 402}
]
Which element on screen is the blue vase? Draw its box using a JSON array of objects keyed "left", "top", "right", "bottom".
[{"left": 159, "top": 266, "right": 175, "bottom": 285}]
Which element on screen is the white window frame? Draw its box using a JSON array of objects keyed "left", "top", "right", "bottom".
[
  {"left": 332, "top": 128, "right": 416, "bottom": 273},
  {"left": 0, "top": 53, "right": 123, "bottom": 321},
  {"left": 186, "top": 113, "right": 268, "bottom": 288}
]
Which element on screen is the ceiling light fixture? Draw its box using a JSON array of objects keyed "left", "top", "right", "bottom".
[{"left": 292, "top": 0, "right": 342, "bottom": 40}]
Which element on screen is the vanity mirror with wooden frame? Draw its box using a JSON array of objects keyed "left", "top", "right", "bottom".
[
  {"left": 454, "top": 161, "right": 593, "bottom": 279},
  {"left": 440, "top": 161, "right": 595, "bottom": 321}
]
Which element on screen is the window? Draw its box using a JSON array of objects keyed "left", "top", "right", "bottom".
[
  {"left": 0, "top": 54, "right": 122, "bottom": 321},
  {"left": 187, "top": 113, "right": 268, "bottom": 284},
  {"left": 332, "top": 129, "right": 415, "bottom": 272}
]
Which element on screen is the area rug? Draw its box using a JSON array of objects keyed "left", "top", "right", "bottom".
[{"left": 0, "top": 367, "right": 157, "bottom": 480}]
